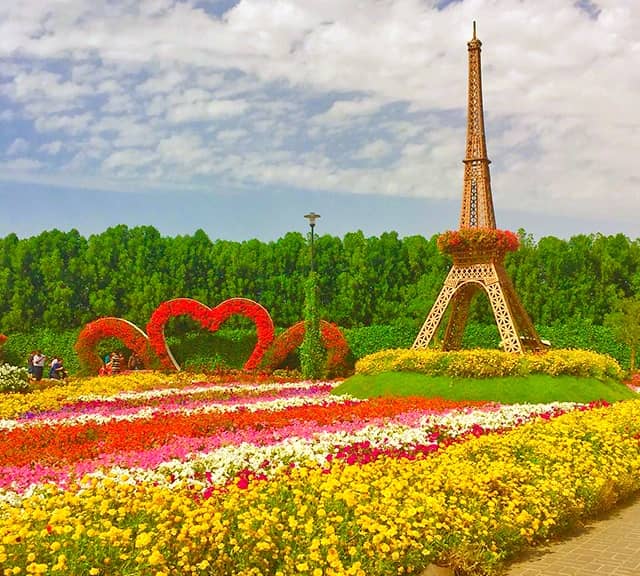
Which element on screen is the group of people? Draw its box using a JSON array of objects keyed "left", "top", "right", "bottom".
[
  {"left": 100, "top": 350, "right": 144, "bottom": 375},
  {"left": 27, "top": 351, "right": 68, "bottom": 381},
  {"left": 27, "top": 349, "right": 145, "bottom": 379}
]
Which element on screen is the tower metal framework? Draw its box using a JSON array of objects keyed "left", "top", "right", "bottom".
[{"left": 412, "top": 23, "right": 544, "bottom": 354}]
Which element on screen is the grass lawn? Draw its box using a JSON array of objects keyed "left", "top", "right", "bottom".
[{"left": 333, "top": 372, "right": 637, "bottom": 404}]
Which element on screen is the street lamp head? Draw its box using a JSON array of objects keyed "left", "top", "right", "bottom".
[{"left": 304, "top": 212, "right": 321, "bottom": 228}]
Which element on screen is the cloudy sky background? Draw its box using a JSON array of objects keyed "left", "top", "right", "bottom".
[{"left": 0, "top": 0, "right": 638, "bottom": 241}]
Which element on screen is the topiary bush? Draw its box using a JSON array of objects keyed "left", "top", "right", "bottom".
[
  {"left": 0, "top": 363, "right": 31, "bottom": 394},
  {"left": 300, "top": 272, "right": 326, "bottom": 379}
]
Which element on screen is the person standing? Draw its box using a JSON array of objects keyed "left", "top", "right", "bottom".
[
  {"left": 27, "top": 351, "right": 35, "bottom": 379},
  {"left": 128, "top": 351, "right": 142, "bottom": 370},
  {"left": 109, "top": 351, "right": 121, "bottom": 374},
  {"left": 32, "top": 351, "right": 46, "bottom": 381}
]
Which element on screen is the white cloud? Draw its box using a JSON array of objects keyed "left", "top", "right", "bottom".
[
  {"left": 102, "top": 148, "right": 156, "bottom": 171},
  {"left": 137, "top": 68, "right": 188, "bottom": 95},
  {"left": 1, "top": 157, "right": 43, "bottom": 172},
  {"left": 6, "top": 138, "right": 29, "bottom": 156},
  {"left": 6, "top": 70, "right": 92, "bottom": 107},
  {"left": 40, "top": 141, "right": 63, "bottom": 155},
  {"left": 353, "top": 139, "right": 392, "bottom": 161},
  {"left": 156, "top": 133, "right": 210, "bottom": 167},
  {"left": 216, "top": 129, "right": 247, "bottom": 143},
  {"left": 312, "top": 98, "right": 385, "bottom": 124},
  {"left": 34, "top": 113, "right": 93, "bottom": 135},
  {"left": 167, "top": 97, "right": 248, "bottom": 123}
]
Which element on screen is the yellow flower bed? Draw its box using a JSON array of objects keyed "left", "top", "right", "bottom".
[
  {"left": 356, "top": 348, "right": 624, "bottom": 380},
  {"left": 2, "top": 400, "right": 640, "bottom": 575},
  {"left": 0, "top": 372, "right": 201, "bottom": 419}
]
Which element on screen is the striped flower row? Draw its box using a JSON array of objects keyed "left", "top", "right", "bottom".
[
  {"left": 0, "top": 389, "right": 582, "bottom": 502},
  {"left": 3, "top": 400, "right": 640, "bottom": 576},
  {"left": 0, "top": 384, "right": 346, "bottom": 431}
]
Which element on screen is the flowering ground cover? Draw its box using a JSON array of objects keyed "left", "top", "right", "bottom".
[{"left": 1, "top": 374, "right": 640, "bottom": 575}]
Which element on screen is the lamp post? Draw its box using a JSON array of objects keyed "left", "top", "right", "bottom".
[{"left": 304, "top": 212, "right": 320, "bottom": 272}]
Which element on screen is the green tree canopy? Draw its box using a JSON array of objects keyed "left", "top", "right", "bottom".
[{"left": 605, "top": 296, "right": 640, "bottom": 372}]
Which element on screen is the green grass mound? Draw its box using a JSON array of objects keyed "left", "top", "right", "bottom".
[{"left": 333, "top": 372, "right": 636, "bottom": 404}]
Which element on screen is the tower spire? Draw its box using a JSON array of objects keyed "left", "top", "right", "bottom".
[{"left": 459, "top": 22, "right": 496, "bottom": 229}]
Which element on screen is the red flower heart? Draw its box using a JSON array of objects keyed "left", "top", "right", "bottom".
[
  {"left": 74, "top": 317, "right": 152, "bottom": 374},
  {"left": 146, "top": 298, "right": 275, "bottom": 371}
]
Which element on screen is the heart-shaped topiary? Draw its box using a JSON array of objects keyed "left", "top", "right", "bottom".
[{"left": 146, "top": 297, "right": 275, "bottom": 371}]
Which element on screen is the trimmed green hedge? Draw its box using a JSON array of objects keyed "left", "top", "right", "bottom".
[
  {"left": 165, "top": 329, "right": 259, "bottom": 371},
  {"left": 342, "top": 324, "right": 417, "bottom": 359},
  {"left": 2, "top": 328, "right": 82, "bottom": 374},
  {"left": 0, "top": 319, "right": 631, "bottom": 375}
]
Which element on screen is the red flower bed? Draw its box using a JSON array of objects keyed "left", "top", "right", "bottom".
[
  {"left": 261, "top": 320, "right": 350, "bottom": 375},
  {"left": 146, "top": 298, "right": 275, "bottom": 371},
  {"left": 437, "top": 228, "right": 520, "bottom": 256},
  {"left": 74, "top": 318, "right": 153, "bottom": 374},
  {"left": 0, "top": 397, "right": 481, "bottom": 468}
]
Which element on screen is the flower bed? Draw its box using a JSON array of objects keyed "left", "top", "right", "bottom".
[
  {"left": 625, "top": 372, "right": 640, "bottom": 393},
  {"left": 1, "top": 374, "right": 639, "bottom": 575},
  {"left": 437, "top": 228, "right": 520, "bottom": 259},
  {"left": 356, "top": 348, "right": 624, "bottom": 380}
]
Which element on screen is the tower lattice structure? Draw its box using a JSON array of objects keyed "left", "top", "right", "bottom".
[{"left": 412, "top": 23, "right": 544, "bottom": 354}]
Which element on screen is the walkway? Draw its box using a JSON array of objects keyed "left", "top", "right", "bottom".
[{"left": 505, "top": 494, "right": 640, "bottom": 576}]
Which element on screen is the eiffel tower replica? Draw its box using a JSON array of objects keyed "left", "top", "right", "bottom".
[{"left": 412, "top": 23, "right": 544, "bottom": 354}]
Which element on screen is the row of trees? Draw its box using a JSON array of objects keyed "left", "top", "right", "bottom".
[{"left": 0, "top": 225, "right": 638, "bottom": 333}]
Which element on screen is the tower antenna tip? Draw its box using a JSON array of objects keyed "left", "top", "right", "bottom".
[{"left": 473, "top": 21, "right": 477, "bottom": 39}]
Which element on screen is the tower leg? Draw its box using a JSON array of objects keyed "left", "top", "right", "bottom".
[
  {"left": 494, "top": 264, "right": 544, "bottom": 351},
  {"left": 442, "top": 283, "right": 479, "bottom": 350},
  {"left": 484, "top": 281, "right": 522, "bottom": 353},
  {"left": 412, "top": 272, "right": 458, "bottom": 349}
]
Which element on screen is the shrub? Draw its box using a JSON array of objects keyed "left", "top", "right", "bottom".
[
  {"left": 446, "top": 349, "right": 524, "bottom": 378},
  {"left": 0, "top": 363, "right": 31, "bottom": 394},
  {"left": 166, "top": 329, "right": 258, "bottom": 371},
  {"left": 525, "top": 349, "right": 624, "bottom": 380}
]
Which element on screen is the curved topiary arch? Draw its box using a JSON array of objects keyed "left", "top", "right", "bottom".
[
  {"left": 74, "top": 317, "right": 152, "bottom": 374},
  {"left": 261, "top": 320, "right": 350, "bottom": 376}
]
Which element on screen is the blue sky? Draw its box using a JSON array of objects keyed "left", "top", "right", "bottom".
[{"left": 0, "top": 0, "right": 638, "bottom": 242}]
